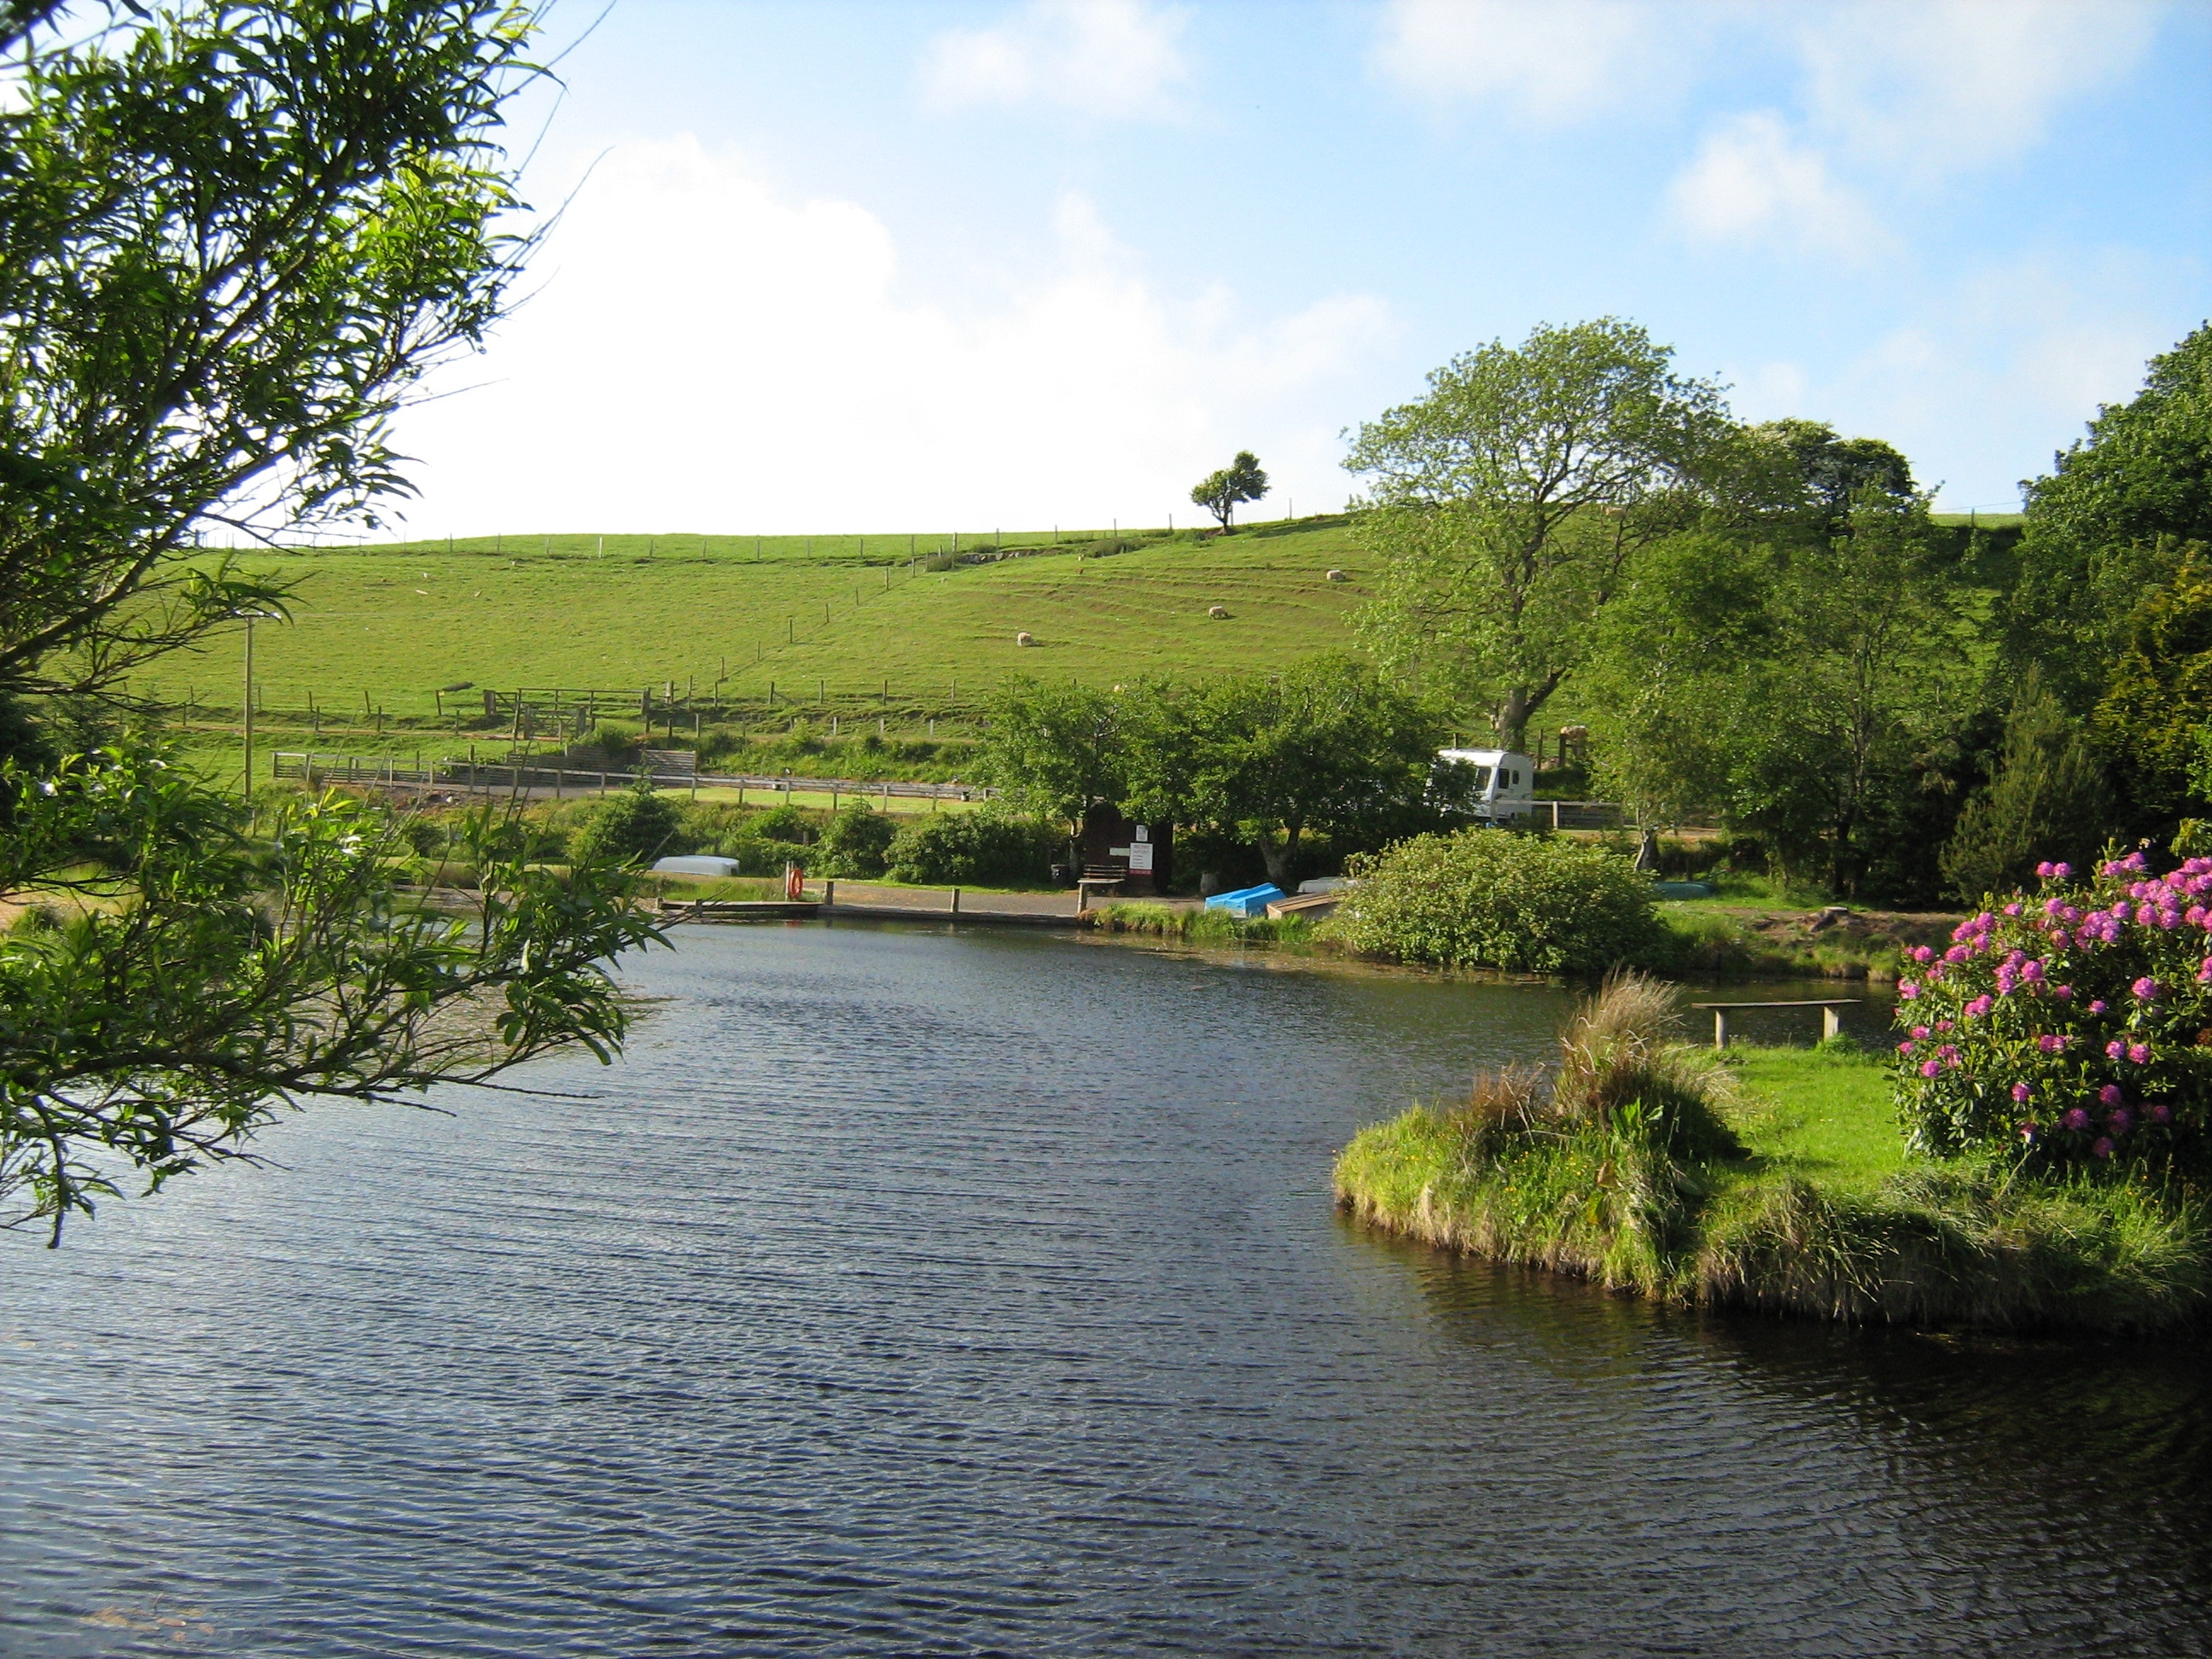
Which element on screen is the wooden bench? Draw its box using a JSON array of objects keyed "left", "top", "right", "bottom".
[{"left": 1689, "top": 998, "right": 1861, "bottom": 1049}]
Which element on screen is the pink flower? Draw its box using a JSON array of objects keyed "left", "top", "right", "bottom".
[
  {"left": 2038, "top": 1033, "right": 2069, "bottom": 1053},
  {"left": 2011, "top": 1082, "right": 2033, "bottom": 1103},
  {"left": 1897, "top": 1040, "right": 1916, "bottom": 1056},
  {"left": 1944, "top": 945, "right": 1971, "bottom": 964},
  {"left": 1936, "top": 1019, "right": 1954, "bottom": 1033},
  {"left": 1965, "top": 995, "right": 1994, "bottom": 1018},
  {"left": 2049, "top": 931, "right": 2071, "bottom": 949},
  {"left": 1899, "top": 981, "right": 1920, "bottom": 1000},
  {"left": 2019, "top": 1121, "right": 2039, "bottom": 1143},
  {"left": 2093, "top": 1137, "right": 2115, "bottom": 1158},
  {"left": 2099, "top": 1084, "right": 2124, "bottom": 1107},
  {"left": 2036, "top": 861, "right": 2055, "bottom": 878},
  {"left": 2107, "top": 1040, "right": 2127, "bottom": 1060},
  {"left": 1911, "top": 1026, "right": 1930, "bottom": 1040},
  {"left": 2129, "top": 1043, "right": 2151, "bottom": 1065},
  {"left": 2052, "top": 862, "right": 2072, "bottom": 878},
  {"left": 2023, "top": 959, "right": 2046, "bottom": 982},
  {"left": 2088, "top": 999, "right": 2107, "bottom": 1014},
  {"left": 2005, "top": 902, "right": 2023, "bottom": 917},
  {"left": 2062, "top": 1108, "right": 2092, "bottom": 1131},
  {"left": 2108, "top": 1108, "right": 2133, "bottom": 1136},
  {"left": 2150, "top": 1103, "right": 2174, "bottom": 1124},
  {"left": 2054, "top": 985, "right": 2074, "bottom": 1001},
  {"left": 1919, "top": 1059, "right": 1941, "bottom": 1079},
  {"left": 2133, "top": 976, "right": 2163, "bottom": 1001},
  {"left": 1911, "top": 945, "right": 1934, "bottom": 963}
]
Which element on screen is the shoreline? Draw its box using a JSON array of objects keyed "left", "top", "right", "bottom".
[{"left": 1333, "top": 1044, "right": 2210, "bottom": 1336}]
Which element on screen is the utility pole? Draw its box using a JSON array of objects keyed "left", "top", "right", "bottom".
[{"left": 242, "top": 614, "right": 256, "bottom": 799}]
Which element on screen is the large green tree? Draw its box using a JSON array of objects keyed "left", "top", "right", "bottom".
[
  {"left": 977, "top": 677, "right": 1129, "bottom": 841},
  {"left": 2008, "top": 323, "right": 2212, "bottom": 710},
  {"left": 1185, "top": 657, "right": 1441, "bottom": 888},
  {"left": 0, "top": 1, "right": 663, "bottom": 1243},
  {"left": 1341, "top": 318, "right": 1729, "bottom": 749},
  {"left": 1585, "top": 490, "right": 1976, "bottom": 894}
]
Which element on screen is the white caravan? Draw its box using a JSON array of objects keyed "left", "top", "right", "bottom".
[{"left": 1435, "top": 748, "right": 1537, "bottom": 824}]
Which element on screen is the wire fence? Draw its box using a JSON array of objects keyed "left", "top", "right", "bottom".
[{"left": 270, "top": 751, "right": 994, "bottom": 805}]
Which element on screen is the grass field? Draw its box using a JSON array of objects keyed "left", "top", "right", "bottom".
[
  {"left": 154, "top": 519, "right": 1374, "bottom": 723},
  {"left": 1726, "top": 1043, "right": 1906, "bottom": 1190}
]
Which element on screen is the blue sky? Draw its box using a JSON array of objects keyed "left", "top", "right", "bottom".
[{"left": 387, "top": 0, "right": 2212, "bottom": 538}]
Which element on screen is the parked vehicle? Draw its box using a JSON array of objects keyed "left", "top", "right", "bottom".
[{"left": 1434, "top": 748, "right": 1537, "bottom": 824}]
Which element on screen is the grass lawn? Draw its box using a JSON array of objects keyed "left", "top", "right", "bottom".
[
  {"left": 1725, "top": 1044, "right": 1907, "bottom": 1191},
  {"left": 154, "top": 518, "right": 1386, "bottom": 721}
]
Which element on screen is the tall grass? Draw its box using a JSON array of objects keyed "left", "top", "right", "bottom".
[{"left": 1335, "top": 973, "right": 2212, "bottom": 1331}]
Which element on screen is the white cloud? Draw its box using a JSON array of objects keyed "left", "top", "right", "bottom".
[
  {"left": 386, "top": 139, "right": 1393, "bottom": 536},
  {"left": 1667, "top": 110, "right": 1884, "bottom": 254},
  {"left": 1370, "top": 0, "right": 1683, "bottom": 121},
  {"left": 1665, "top": 2, "right": 2162, "bottom": 254},
  {"left": 919, "top": 0, "right": 1188, "bottom": 117},
  {"left": 1796, "top": 0, "right": 2161, "bottom": 180},
  {"left": 1725, "top": 252, "right": 2195, "bottom": 509}
]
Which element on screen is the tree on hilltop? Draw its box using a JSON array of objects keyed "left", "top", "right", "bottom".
[{"left": 1191, "top": 451, "right": 1270, "bottom": 533}]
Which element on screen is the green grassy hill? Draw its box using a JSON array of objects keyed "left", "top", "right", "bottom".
[{"left": 158, "top": 520, "right": 1371, "bottom": 721}]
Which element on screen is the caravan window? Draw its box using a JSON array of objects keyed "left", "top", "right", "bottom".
[{"left": 1464, "top": 765, "right": 1493, "bottom": 791}]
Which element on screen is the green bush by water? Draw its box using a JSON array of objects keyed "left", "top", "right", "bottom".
[
  {"left": 885, "top": 812, "right": 1057, "bottom": 885},
  {"left": 1324, "top": 829, "right": 1668, "bottom": 973}
]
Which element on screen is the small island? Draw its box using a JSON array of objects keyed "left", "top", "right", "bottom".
[{"left": 1336, "top": 854, "right": 2212, "bottom": 1335}]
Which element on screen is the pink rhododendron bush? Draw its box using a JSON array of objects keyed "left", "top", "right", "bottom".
[{"left": 1895, "top": 853, "right": 2212, "bottom": 1171}]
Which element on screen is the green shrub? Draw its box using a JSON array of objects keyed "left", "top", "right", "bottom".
[
  {"left": 818, "top": 802, "right": 896, "bottom": 876},
  {"left": 1324, "top": 828, "right": 1668, "bottom": 973},
  {"left": 1894, "top": 849, "right": 2212, "bottom": 1173},
  {"left": 885, "top": 812, "right": 1053, "bottom": 884},
  {"left": 569, "top": 777, "right": 686, "bottom": 865},
  {"left": 749, "top": 803, "right": 812, "bottom": 844}
]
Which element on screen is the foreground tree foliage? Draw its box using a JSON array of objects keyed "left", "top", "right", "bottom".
[
  {"left": 0, "top": 2, "right": 665, "bottom": 1243},
  {"left": 3, "top": 752, "right": 657, "bottom": 1237}
]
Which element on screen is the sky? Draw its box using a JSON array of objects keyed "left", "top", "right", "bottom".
[{"left": 381, "top": 0, "right": 2212, "bottom": 538}]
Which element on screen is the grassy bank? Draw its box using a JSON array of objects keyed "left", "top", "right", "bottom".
[
  {"left": 1085, "top": 899, "right": 1314, "bottom": 947},
  {"left": 1659, "top": 882, "right": 1959, "bottom": 981},
  {"left": 1334, "top": 984, "right": 2211, "bottom": 1333}
]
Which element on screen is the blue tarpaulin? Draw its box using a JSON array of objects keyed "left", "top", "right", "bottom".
[{"left": 1205, "top": 883, "right": 1286, "bottom": 918}]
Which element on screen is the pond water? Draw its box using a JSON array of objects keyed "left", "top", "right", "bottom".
[{"left": 3, "top": 923, "right": 2207, "bottom": 1657}]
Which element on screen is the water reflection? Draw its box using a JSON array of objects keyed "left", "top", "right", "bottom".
[{"left": 0, "top": 922, "right": 2200, "bottom": 1657}]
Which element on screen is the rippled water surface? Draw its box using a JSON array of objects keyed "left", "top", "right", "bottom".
[{"left": 3, "top": 924, "right": 2209, "bottom": 1656}]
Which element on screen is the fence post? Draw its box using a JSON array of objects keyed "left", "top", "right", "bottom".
[{"left": 950, "top": 887, "right": 961, "bottom": 917}]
